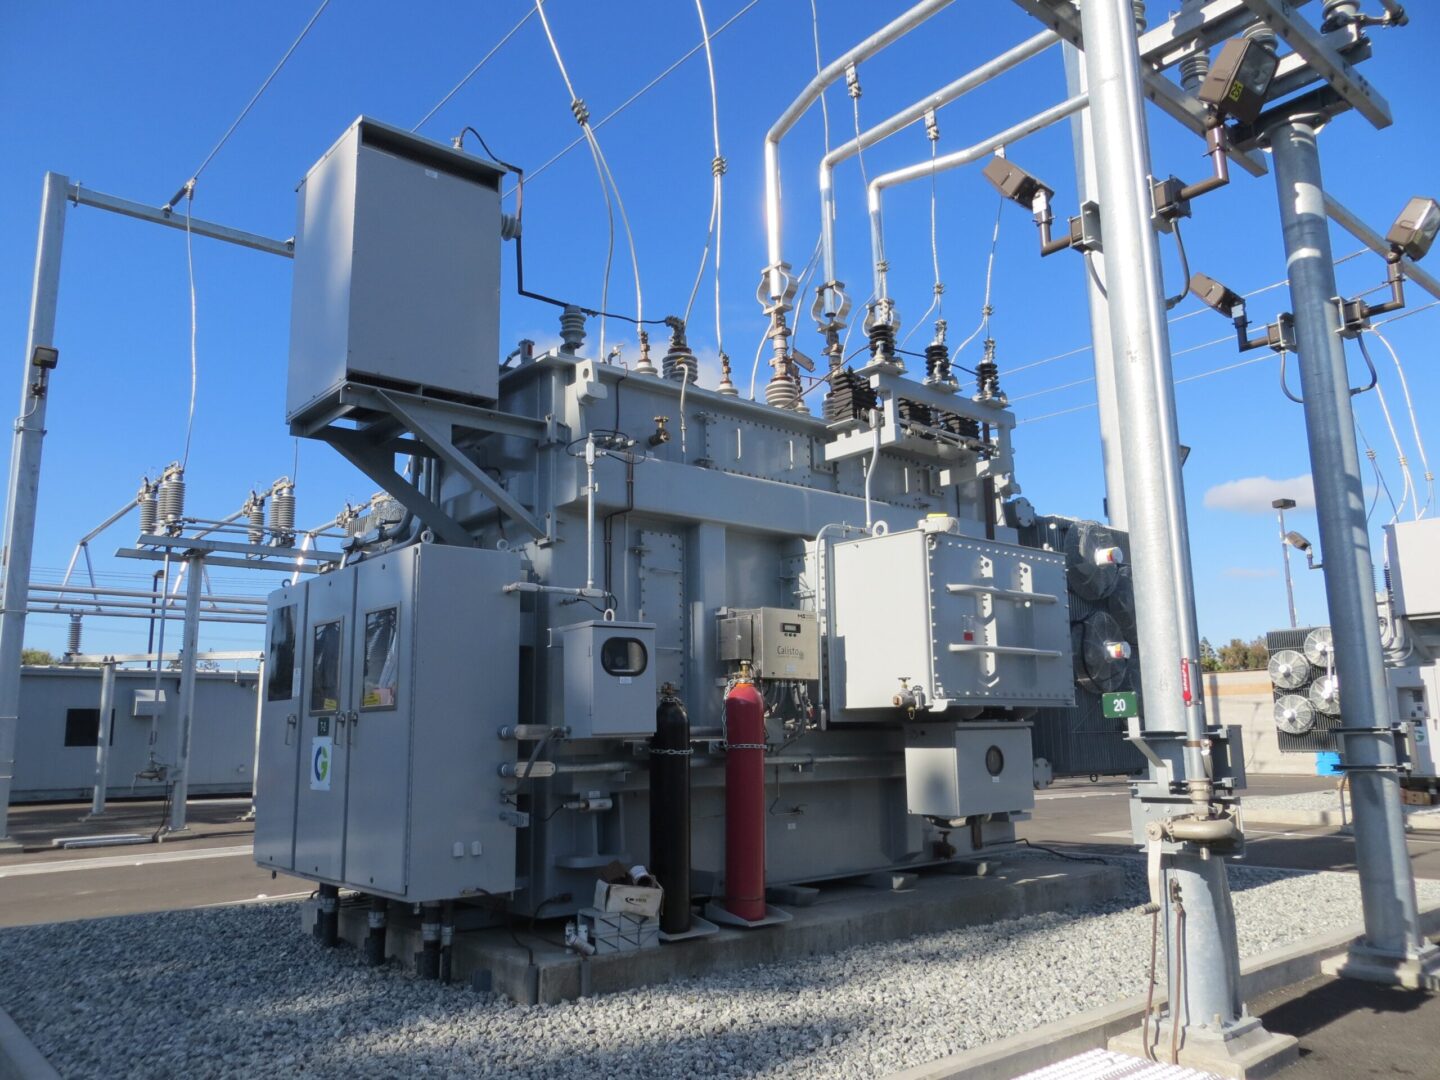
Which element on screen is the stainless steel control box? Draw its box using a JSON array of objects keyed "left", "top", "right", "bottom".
[
  {"left": 904, "top": 722, "right": 1035, "bottom": 819},
  {"left": 717, "top": 607, "right": 820, "bottom": 680},
  {"left": 287, "top": 116, "right": 505, "bottom": 422},
  {"left": 559, "top": 620, "right": 657, "bottom": 739}
]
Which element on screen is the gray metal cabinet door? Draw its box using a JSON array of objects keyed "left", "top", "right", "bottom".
[
  {"left": 341, "top": 550, "right": 415, "bottom": 895},
  {"left": 254, "top": 584, "right": 307, "bottom": 870},
  {"left": 292, "top": 571, "right": 355, "bottom": 880}
]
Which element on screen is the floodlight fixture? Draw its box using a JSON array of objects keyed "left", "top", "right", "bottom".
[
  {"left": 1386, "top": 196, "right": 1440, "bottom": 262},
  {"left": 1190, "top": 272, "right": 1244, "bottom": 318},
  {"left": 982, "top": 158, "right": 1053, "bottom": 209},
  {"left": 1272, "top": 498, "right": 1297, "bottom": 511},
  {"left": 1284, "top": 530, "right": 1321, "bottom": 569},
  {"left": 1197, "top": 37, "right": 1280, "bottom": 125},
  {"left": 30, "top": 345, "right": 58, "bottom": 370},
  {"left": 1190, "top": 270, "right": 1295, "bottom": 353}
]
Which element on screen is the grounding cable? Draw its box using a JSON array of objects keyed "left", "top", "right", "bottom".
[
  {"left": 532, "top": 0, "right": 644, "bottom": 365},
  {"left": 412, "top": 6, "right": 538, "bottom": 132},
  {"left": 1358, "top": 337, "right": 1417, "bottom": 522},
  {"left": 683, "top": 0, "right": 727, "bottom": 362},
  {"left": 164, "top": 0, "right": 332, "bottom": 209},
  {"left": 1355, "top": 417, "right": 1395, "bottom": 523}
]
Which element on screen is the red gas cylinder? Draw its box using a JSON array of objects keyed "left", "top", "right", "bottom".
[{"left": 724, "top": 667, "right": 767, "bottom": 922}]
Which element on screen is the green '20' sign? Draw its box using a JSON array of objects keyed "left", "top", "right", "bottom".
[{"left": 1102, "top": 691, "right": 1138, "bottom": 719}]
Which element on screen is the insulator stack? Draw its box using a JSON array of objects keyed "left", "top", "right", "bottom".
[
  {"left": 975, "top": 338, "right": 1003, "bottom": 401},
  {"left": 897, "top": 399, "right": 934, "bottom": 428},
  {"left": 159, "top": 470, "right": 186, "bottom": 530},
  {"left": 247, "top": 497, "right": 266, "bottom": 544},
  {"left": 715, "top": 353, "right": 738, "bottom": 397},
  {"left": 764, "top": 369, "right": 800, "bottom": 410},
  {"left": 823, "top": 368, "right": 878, "bottom": 423},
  {"left": 558, "top": 305, "right": 586, "bottom": 355},
  {"left": 137, "top": 482, "right": 158, "bottom": 536},
  {"left": 662, "top": 345, "right": 699, "bottom": 384},
  {"left": 938, "top": 412, "right": 981, "bottom": 440},
  {"left": 868, "top": 323, "right": 896, "bottom": 362},
  {"left": 66, "top": 613, "right": 82, "bottom": 658},
  {"left": 924, "top": 342, "right": 953, "bottom": 385},
  {"left": 270, "top": 484, "right": 296, "bottom": 546}
]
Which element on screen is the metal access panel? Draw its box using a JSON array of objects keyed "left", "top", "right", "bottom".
[
  {"left": 254, "top": 581, "right": 307, "bottom": 871},
  {"left": 717, "top": 607, "right": 820, "bottom": 680},
  {"left": 560, "top": 620, "right": 657, "bottom": 739},
  {"left": 287, "top": 116, "right": 505, "bottom": 422},
  {"left": 904, "top": 722, "right": 1035, "bottom": 818},
  {"left": 1387, "top": 519, "right": 1440, "bottom": 621},
  {"left": 830, "top": 528, "right": 1073, "bottom": 714}
]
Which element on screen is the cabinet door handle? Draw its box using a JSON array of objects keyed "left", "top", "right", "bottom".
[{"left": 284, "top": 713, "right": 297, "bottom": 746}]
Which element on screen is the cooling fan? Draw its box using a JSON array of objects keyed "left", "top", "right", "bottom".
[
  {"left": 1267, "top": 649, "right": 1311, "bottom": 691},
  {"left": 1309, "top": 674, "right": 1342, "bottom": 716},
  {"left": 1304, "top": 626, "right": 1335, "bottom": 668},
  {"left": 1274, "top": 694, "right": 1316, "bottom": 736}
]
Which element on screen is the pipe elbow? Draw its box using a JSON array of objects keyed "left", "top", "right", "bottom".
[{"left": 1165, "top": 815, "right": 1241, "bottom": 845}]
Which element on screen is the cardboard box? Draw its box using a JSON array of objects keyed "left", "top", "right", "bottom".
[
  {"left": 579, "top": 907, "right": 660, "bottom": 953},
  {"left": 1402, "top": 788, "right": 1434, "bottom": 806},
  {"left": 592, "top": 879, "right": 663, "bottom": 919}
]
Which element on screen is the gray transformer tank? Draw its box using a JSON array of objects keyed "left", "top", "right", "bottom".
[{"left": 260, "top": 116, "right": 1113, "bottom": 922}]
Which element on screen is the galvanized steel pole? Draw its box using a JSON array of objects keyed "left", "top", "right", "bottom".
[
  {"left": 1062, "top": 42, "right": 1127, "bottom": 530},
  {"left": 0, "top": 172, "right": 68, "bottom": 844},
  {"left": 1078, "top": 0, "right": 1248, "bottom": 1041},
  {"left": 1267, "top": 117, "right": 1435, "bottom": 980},
  {"left": 88, "top": 661, "right": 117, "bottom": 817},
  {"left": 167, "top": 557, "right": 204, "bottom": 833}
]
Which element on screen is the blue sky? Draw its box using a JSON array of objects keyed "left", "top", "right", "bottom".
[{"left": 2, "top": 0, "right": 1437, "bottom": 660}]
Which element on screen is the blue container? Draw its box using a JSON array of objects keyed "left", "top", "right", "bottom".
[{"left": 1315, "top": 752, "right": 1342, "bottom": 776}]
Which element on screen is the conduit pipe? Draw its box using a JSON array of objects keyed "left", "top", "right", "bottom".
[
  {"left": 867, "top": 95, "right": 1089, "bottom": 303},
  {"left": 817, "top": 29, "right": 1059, "bottom": 322}
]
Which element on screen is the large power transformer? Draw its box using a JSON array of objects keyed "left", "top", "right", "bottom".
[{"left": 256, "top": 118, "right": 1127, "bottom": 946}]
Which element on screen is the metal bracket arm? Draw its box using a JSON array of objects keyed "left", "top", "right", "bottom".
[
  {"left": 318, "top": 428, "right": 475, "bottom": 549},
  {"left": 372, "top": 390, "right": 546, "bottom": 541}
]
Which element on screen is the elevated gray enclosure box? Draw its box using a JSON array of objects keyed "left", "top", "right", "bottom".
[
  {"left": 830, "top": 528, "right": 1073, "bottom": 715},
  {"left": 1386, "top": 519, "right": 1440, "bottom": 654},
  {"left": 287, "top": 116, "right": 505, "bottom": 423},
  {"left": 559, "top": 620, "right": 657, "bottom": 739},
  {"left": 904, "top": 721, "right": 1035, "bottom": 818}
]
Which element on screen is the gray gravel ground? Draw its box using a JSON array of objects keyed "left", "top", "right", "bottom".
[
  {"left": 1245, "top": 789, "right": 1440, "bottom": 816},
  {"left": 4, "top": 860, "right": 1438, "bottom": 1080}
]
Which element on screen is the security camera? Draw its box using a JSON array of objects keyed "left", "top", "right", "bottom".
[{"left": 1386, "top": 197, "right": 1440, "bottom": 262}]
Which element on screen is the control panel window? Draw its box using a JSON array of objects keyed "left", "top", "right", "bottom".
[
  {"left": 310, "top": 619, "right": 342, "bottom": 714},
  {"left": 362, "top": 607, "right": 399, "bottom": 709},
  {"left": 267, "top": 604, "right": 297, "bottom": 702},
  {"left": 63, "top": 707, "right": 113, "bottom": 748},
  {"left": 600, "top": 636, "right": 648, "bottom": 677}
]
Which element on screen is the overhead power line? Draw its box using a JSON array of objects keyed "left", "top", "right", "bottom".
[
  {"left": 165, "top": 0, "right": 333, "bottom": 208},
  {"left": 412, "top": 6, "right": 538, "bottom": 132},
  {"left": 507, "top": 0, "right": 764, "bottom": 195}
]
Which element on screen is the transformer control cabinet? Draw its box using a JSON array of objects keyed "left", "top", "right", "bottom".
[
  {"left": 830, "top": 527, "right": 1074, "bottom": 715},
  {"left": 253, "top": 543, "right": 522, "bottom": 902},
  {"left": 287, "top": 116, "right": 505, "bottom": 422},
  {"left": 904, "top": 722, "right": 1035, "bottom": 819},
  {"left": 717, "top": 607, "right": 820, "bottom": 680},
  {"left": 559, "top": 620, "right": 657, "bottom": 739}
]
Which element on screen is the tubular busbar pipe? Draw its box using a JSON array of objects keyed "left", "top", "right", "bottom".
[
  {"left": 723, "top": 671, "right": 766, "bottom": 922},
  {"left": 1079, "top": 0, "right": 1246, "bottom": 1041},
  {"left": 763, "top": 0, "right": 955, "bottom": 304},
  {"left": 818, "top": 29, "right": 1059, "bottom": 316},
  {"left": 650, "top": 688, "right": 692, "bottom": 936},
  {"left": 866, "top": 95, "right": 1089, "bottom": 302},
  {"left": 0, "top": 172, "right": 68, "bottom": 844},
  {"left": 1267, "top": 117, "right": 1434, "bottom": 973}
]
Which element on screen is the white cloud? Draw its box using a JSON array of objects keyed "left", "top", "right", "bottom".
[
  {"left": 1203, "top": 474, "right": 1315, "bottom": 514},
  {"left": 1223, "top": 566, "right": 1279, "bottom": 579}
]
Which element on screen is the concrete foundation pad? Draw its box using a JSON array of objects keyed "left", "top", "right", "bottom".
[
  {"left": 1321, "top": 940, "right": 1440, "bottom": 990},
  {"left": 328, "top": 858, "right": 1125, "bottom": 1005},
  {"left": 1108, "top": 1015, "right": 1298, "bottom": 1079}
]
